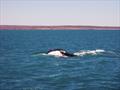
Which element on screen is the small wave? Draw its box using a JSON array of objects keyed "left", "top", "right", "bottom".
[{"left": 32, "top": 53, "right": 47, "bottom": 56}]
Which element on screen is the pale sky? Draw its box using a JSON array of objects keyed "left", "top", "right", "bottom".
[{"left": 0, "top": 0, "right": 120, "bottom": 26}]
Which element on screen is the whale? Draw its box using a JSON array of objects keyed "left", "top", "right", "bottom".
[
  {"left": 47, "top": 49, "right": 76, "bottom": 57},
  {"left": 32, "top": 49, "right": 106, "bottom": 57}
]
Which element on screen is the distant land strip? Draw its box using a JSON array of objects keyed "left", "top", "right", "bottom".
[{"left": 0, "top": 25, "right": 120, "bottom": 30}]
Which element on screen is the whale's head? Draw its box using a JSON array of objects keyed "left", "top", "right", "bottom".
[
  {"left": 47, "top": 49, "right": 75, "bottom": 57},
  {"left": 47, "top": 49, "right": 66, "bottom": 57}
]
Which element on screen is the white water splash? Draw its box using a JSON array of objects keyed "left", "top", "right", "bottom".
[{"left": 74, "top": 49, "right": 105, "bottom": 56}]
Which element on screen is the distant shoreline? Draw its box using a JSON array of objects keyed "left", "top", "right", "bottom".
[{"left": 0, "top": 25, "right": 120, "bottom": 30}]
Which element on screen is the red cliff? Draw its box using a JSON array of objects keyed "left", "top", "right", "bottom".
[{"left": 0, "top": 25, "right": 120, "bottom": 30}]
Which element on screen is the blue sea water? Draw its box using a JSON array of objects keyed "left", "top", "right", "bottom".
[{"left": 0, "top": 30, "right": 120, "bottom": 90}]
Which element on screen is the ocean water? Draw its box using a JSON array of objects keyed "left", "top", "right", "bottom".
[{"left": 0, "top": 30, "right": 120, "bottom": 90}]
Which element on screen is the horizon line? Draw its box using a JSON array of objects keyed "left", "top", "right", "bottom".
[{"left": 0, "top": 25, "right": 120, "bottom": 27}]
